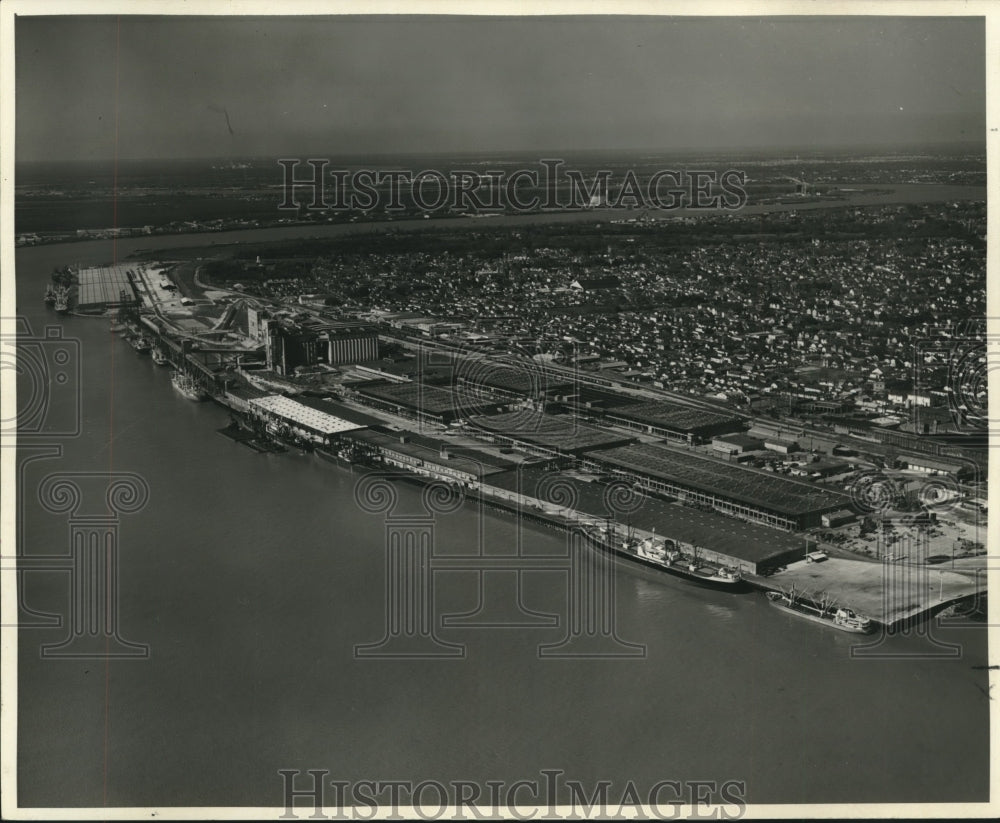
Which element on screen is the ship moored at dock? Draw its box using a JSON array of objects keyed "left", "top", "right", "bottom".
[
  {"left": 581, "top": 524, "right": 747, "bottom": 590},
  {"left": 765, "top": 588, "right": 874, "bottom": 634},
  {"left": 171, "top": 371, "right": 207, "bottom": 401}
]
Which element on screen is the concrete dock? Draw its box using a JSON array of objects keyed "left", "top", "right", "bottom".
[{"left": 750, "top": 556, "right": 983, "bottom": 626}]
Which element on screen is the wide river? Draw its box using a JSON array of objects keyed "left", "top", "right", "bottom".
[{"left": 13, "top": 218, "right": 990, "bottom": 810}]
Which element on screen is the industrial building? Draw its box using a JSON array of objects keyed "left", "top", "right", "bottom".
[
  {"left": 341, "top": 428, "right": 516, "bottom": 485},
  {"left": 247, "top": 395, "right": 365, "bottom": 445},
  {"left": 293, "top": 396, "right": 386, "bottom": 429},
  {"left": 265, "top": 323, "right": 321, "bottom": 376},
  {"left": 223, "top": 381, "right": 269, "bottom": 414},
  {"left": 325, "top": 322, "right": 379, "bottom": 365},
  {"left": 821, "top": 510, "right": 857, "bottom": 528},
  {"left": 763, "top": 437, "right": 800, "bottom": 454},
  {"left": 353, "top": 380, "right": 507, "bottom": 425},
  {"left": 249, "top": 309, "right": 380, "bottom": 375},
  {"left": 711, "top": 433, "right": 765, "bottom": 455},
  {"left": 468, "top": 410, "right": 635, "bottom": 457},
  {"left": 480, "top": 466, "right": 806, "bottom": 574},
  {"left": 455, "top": 363, "right": 575, "bottom": 401},
  {"left": 75, "top": 264, "right": 140, "bottom": 310},
  {"left": 599, "top": 400, "right": 745, "bottom": 444},
  {"left": 586, "top": 441, "right": 851, "bottom": 530},
  {"left": 894, "top": 454, "right": 973, "bottom": 479}
]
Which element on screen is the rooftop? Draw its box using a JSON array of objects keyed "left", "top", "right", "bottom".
[
  {"left": 355, "top": 380, "right": 500, "bottom": 416},
  {"left": 591, "top": 441, "right": 850, "bottom": 517},
  {"left": 458, "top": 365, "right": 574, "bottom": 396},
  {"left": 346, "top": 428, "right": 511, "bottom": 476},
  {"left": 713, "top": 433, "right": 765, "bottom": 449},
  {"left": 249, "top": 395, "right": 364, "bottom": 435},
  {"left": 77, "top": 264, "right": 134, "bottom": 307},
  {"left": 469, "top": 410, "right": 635, "bottom": 453},
  {"left": 294, "top": 395, "right": 386, "bottom": 428},
  {"left": 485, "top": 467, "right": 806, "bottom": 565},
  {"left": 603, "top": 400, "right": 744, "bottom": 434}
]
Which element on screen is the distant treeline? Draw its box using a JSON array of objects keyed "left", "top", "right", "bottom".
[{"left": 218, "top": 204, "right": 983, "bottom": 264}]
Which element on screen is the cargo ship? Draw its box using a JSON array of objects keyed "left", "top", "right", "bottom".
[
  {"left": 581, "top": 524, "right": 745, "bottom": 589},
  {"left": 765, "top": 588, "right": 873, "bottom": 634},
  {"left": 171, "top": 371, "right": 207, "bottom": 401}
]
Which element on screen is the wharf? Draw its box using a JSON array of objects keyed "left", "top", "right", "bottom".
[
  {"left": 216, "top": 424, "right": 285, "bottom": 454},
  {"left": 745, "top": 556, "right": 983, "bottom": 628}
]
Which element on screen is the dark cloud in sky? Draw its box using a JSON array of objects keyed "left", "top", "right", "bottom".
[{"left": 15, "top": 15, "right": 986, "bottom": 161}]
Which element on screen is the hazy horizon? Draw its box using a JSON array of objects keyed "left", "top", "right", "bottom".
[
  {"left": 16, "top": 15, "right": 986, "bottom": 163},
  {"left": 12, "top": 139, "right": 989, "bottom": 168}
]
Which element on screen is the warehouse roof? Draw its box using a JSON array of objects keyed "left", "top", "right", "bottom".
[
  {"left": 484, "top": 467, "right": 805, "bottom": 565},
  {"left": 604, "top": 400, "right": 744, "bottom": 434},
  {"left": 345, "top": 428, "right": 510, "bottom": 477},
  {"left": 355, "top": 380, "right": 500, "bottom": 416},
  {"left": 294, "top": 395, "right": 384, "bottom": 428},
  {"left": 459, "top": 365, "right": 574, "bottom": 396},
  {"left": 469, "top": 411, "right": 634, "bottom": 453},
  {"left": 249, "top": 395, "right": 364, "bottom": 435},
  {"left": 591, "top": 442, "right": 849, "bottom": 517}
]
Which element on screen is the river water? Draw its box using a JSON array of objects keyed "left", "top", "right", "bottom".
[{"left": 13, "top": 229, "right": 989, "bottom": 809}]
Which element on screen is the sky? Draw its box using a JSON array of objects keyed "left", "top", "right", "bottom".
[{"left": 14, "top": 14, "right": 987, "bottom": 161}]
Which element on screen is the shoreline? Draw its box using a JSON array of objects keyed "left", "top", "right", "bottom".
[{"left": 15, "top": 181, "right": 987, "bottom": 252}]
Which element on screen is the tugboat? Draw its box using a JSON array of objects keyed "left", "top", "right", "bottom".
[
  {"left": 765, "top": 587, "right": 874, "bottom": 634},
  {"left": 43, "top": 285, "right": 57, "bottom": 306},
  {"left": 171, "top": 370, "right": 207, "bottom": 401},
  {"left": 151, "top": 348, "right": 169, "bottom": 366},
  {"left": 581, "top": 523, "right": 745, "bottom": 589}
]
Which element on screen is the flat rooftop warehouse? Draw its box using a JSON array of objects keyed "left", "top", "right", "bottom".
[
  {"left": 570, "top": 387, "right": 642, "bottom": 407},
  {"left": 603, "top": 400, "right": 744, "bottom": 437},
  {"left": 485, "top": 467, "right": 804, "bottom": 571},
  {"left": 249, "top": 395, "right": 364, "bottom": 435},
  {"left": 457, "top": 363, "right": 575, "bottom": 397},
  {"left": 76, "top": 264, "right": 137, "bottom": 308},
  {"left": 345, "top": 428, "right": 513, "bottom": 478},
  {"left": 469, "top": 410, "right": 635, "bottom": 454},
  {"left": 354, "top": 381, "right": 503, "bottom": 420},
  {"left": 591, "top": 442, "right": 850, "bottom": 526},
  {"left": 294, "top": 395, "right": 386, "bottom": 428}
]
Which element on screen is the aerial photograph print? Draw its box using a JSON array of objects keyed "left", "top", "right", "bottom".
[{"left": 1, "top": 1, "right": 996, "bottom": 820}]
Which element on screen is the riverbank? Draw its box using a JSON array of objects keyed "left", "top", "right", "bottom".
[
  {"left": 16, "top": 182, "right": 987, "bottom": 250},
  {"left": 303, "top": 440, "right": 979, "bottom": 629}
]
